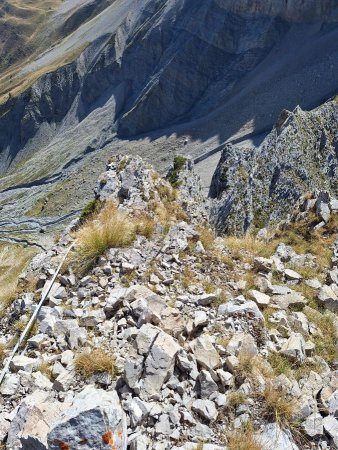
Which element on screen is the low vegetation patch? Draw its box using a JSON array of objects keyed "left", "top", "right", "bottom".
[
  {"left": 196, "top": 225, "right": 215, "bottom": 251},
  {"left": 227, "top": 422, "right": 262, "bottom": 450},
  {"left": 0, "top": 243, "right": 36, "bottom": 317},
  {"left": 73, "top": 202, "right": 135, "bottom": 274},
  {"left": 75, "top": 348, "right": 116, "bottom": 378},
  {"left": 268, "top": 352, "right": 293, "bottom": 377},
  {"left": 223, "top": 234, "right": 276, "bottom": 263},
  {"left": 0, "top": 343, "right": 6, "bottom": 367},
  {"left": 79, "top": 198, "right": 102, "bottom": 222},
  {"left": 237, "top": 352, "right": 273, "bottom": 381},
  {"left": 227, "top": 391, "right": 247, "bottom": 409},
  {"left": 304, "top": 308, "right": 338, "bottom": 364},
  {"left": 37, "top": 361, "right": 54, "bottom": 380},
  {"left": 181, "top": 266, "right": 198, "bottom": 288},
  {"left": 135, "top": 213, "right": 156, "bottom": 239},
  {"left": 260, "top": 383, "right": 294, "bottom": 428},
  {"left": 166, "top": 155, "right": 188, "bottom": 187}
]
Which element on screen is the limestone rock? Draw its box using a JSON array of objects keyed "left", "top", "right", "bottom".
[
  {"left": 7, "top": 387, "right": 127, "bottom": 450},
  {"left": 280, "top": 333, "right": 306, "bottom": 364},
  {"left": 258, "top": 423, "right": 299, "bottom": 450},
  {"left": 190, "top": 335, "right": 220, "bottom": 370},
  {"left": 192, "top": 399, "right": 218, "bottom": 422},
  {"left": 141, "top": 331, "right": 180, "bottom": 399},
  {"left": 218, "top": 297, "right": 264, "bottom": 322},
  {"left": 302, "top": 413, "right": 323, "bottom": 438},
  {"left": 323, "top": 415, "right": 338, "bottom": 447},
  {"left": 318, "top": 285, "right": 338, "bottom": 312},
  {"left": 10, "top": 355, "right": 38, "bottom": 373},
  {"left": 249, "top": 290, "right": 270, "bottom": 307}
]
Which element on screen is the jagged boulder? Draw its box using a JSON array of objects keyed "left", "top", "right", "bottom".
[
  {"left": 6, "top": 387, "right": 127, "bottom": 450},
  {"left": 210, "top": 101, "right": 338, "bottom": 234}
]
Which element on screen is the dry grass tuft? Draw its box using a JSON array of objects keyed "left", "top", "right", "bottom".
[
  {"left": 37, "top": 361, "right": 54, "bottom": 380},
  {"left": 304, "top": 308, "right": 338, "bottom": 364},
  {"left": 0, "top": 243, "right": 37, "bottom": 316},
  {"left": 227, "top": 422, "right": 262, "bottom": 450},
  {"left": 223, "top": 234, "right": 277, "bottom": 264},
  {"left": 75, "top": 348, "right": 116, "bottom": 378},
  {"left": 181, "top": 266, "right": 198, "bottom": 289},
  {"left": 237, "top": 352, "right": 273, "bottom": 380},
  {"left": 260, "top": 383, "right": 294, "bottom": 427},
  {"left": 274, "top": 213, "right": 338, "bottom": 269},
  {"left": 227, "top": 391, "right": 247, "bottom": 409},
  {"left": 268, "top": 352, "right": 293, "bottom": 377},
  {"left": 135, "top": 213, "right": 156, "bottom": 239},
  {"left": 0, "top": 343, "right": 6, "bottom": 367},
  {"left": 196, "top": 225, "right": 215, "bottom": 251},
  {"left": 73, "top": 202, "right": 135, "bottom": 274}
]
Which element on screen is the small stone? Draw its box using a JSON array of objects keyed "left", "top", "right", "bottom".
[
  {"left": 218, "top": 298, "right": 264, "bottom": 322},
  {"left": 328, "top": 390, "right": 338, "bottom": 416},
  {"left": 10, "top": 355, "right": 38, "bottom": 373},
  {"left": 254, "top": 257, "right": 273, "bottom": 272},
  {"left": 194, "top": 311, "right": 208, "bottom": 329},
  {"left": 198, "top": 370, "right": 219, "bottom": 398},
  {"left": 217, "top": 369, "right": 234, "bottom": 388},
  {"left": 305, "top": 278, "right": 322, "bottom": 289},
  {"left": 323, "top": 415, "right": 338, "bottom": 446},
  {"left": 0, "top": 374, "right": 20, "bottom": 396},
  {"left": 190, "top": 335, "right": 220, "bottom": 370},
  {"left": 284, "top": 269, "right": 302, "bottom": 281},
  {"left": 192, "top": 399, "right": 218, "bottom": 421},
  {"left": 249, "top": 290, "right": 270, "bottom": 307},
  {"left": 53, "top": 370, "right": 75, "bottom": 392},
  {"left": 224, "top": 355, "right": 240, "bottom": 374},
  {"left": 27, "top": 333, "right": 49, "bottom": 349},
  {"left": 121, "top": 262, "right": 135, "bottom": 274},
  {"left": 0, "top": 414, "right": 10, "bottom": 442},
  {"left": 258, "top": 422, "right": 299, "bottom": 450},
  {"left": 197, "top": 293, "right": 217, "bottom": 306},
  {"left": 316, "top": 195, "right": 331, "bottom": 223},
  {"left": 155, "top": 414, "right": 171, "bottom": 435},
  {"left": 280, "top": 333, "right": 306, "bottom": 364},
  {"left": 302, "top": 413, "right": 323, "bottom": 438},
  {"left": 318, "top": 285, "right": 338, "bottom": 313},
  {"left": 141, "top": 331, "right": 180, "bottom": 399},
  {"left": 195, "top": 241, "right": 205, "bottom": 253},
  {"left": 135, "top": 324, "right": 160, "bottom": 355}
]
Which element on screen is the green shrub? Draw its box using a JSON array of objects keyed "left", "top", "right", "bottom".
[{"left": 167, "top": 155, "right": 187, "bottom": 187}]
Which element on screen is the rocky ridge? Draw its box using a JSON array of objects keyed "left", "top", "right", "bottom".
[
  {"left": 0, "top": 156, "right": 337, "bottom": 449},
  {"left": 210, "top": 99, "right": 338, "bottom": 235}
]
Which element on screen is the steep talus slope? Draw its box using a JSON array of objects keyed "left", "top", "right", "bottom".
[
  {"left": 210, "top": 100, "right": 338, "bottom": 235},
  {"left": 1, "top": 0, "right": 338, "bottom": 244}
]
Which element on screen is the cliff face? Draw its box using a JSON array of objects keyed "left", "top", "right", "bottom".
[
  {"left": 209, "top": 100, "right": 338, "bottom": 235},
  {"left": 217, "top": 0, "right": 337, "bottom": 21},
  {"left": 1, "top": 0, "right": 338, "bottom": 244}
]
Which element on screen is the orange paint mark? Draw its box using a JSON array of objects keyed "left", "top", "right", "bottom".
[
  {"left": 117, "top": 431, "right": 122, "bottom": 438},
  {"left": 102, "top": 431, "right": 114, "bottom": 445},
  {"left": 53, "top": 439, "right": 70, "bottom": 450}
]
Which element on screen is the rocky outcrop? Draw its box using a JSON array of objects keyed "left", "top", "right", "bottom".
[{"left": 210, "top": 100, "right": 338, "bottom": 234}]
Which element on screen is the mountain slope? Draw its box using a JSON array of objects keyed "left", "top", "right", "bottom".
[{"left": 1, "top": 0, "right": 338, "bottom": 245}]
